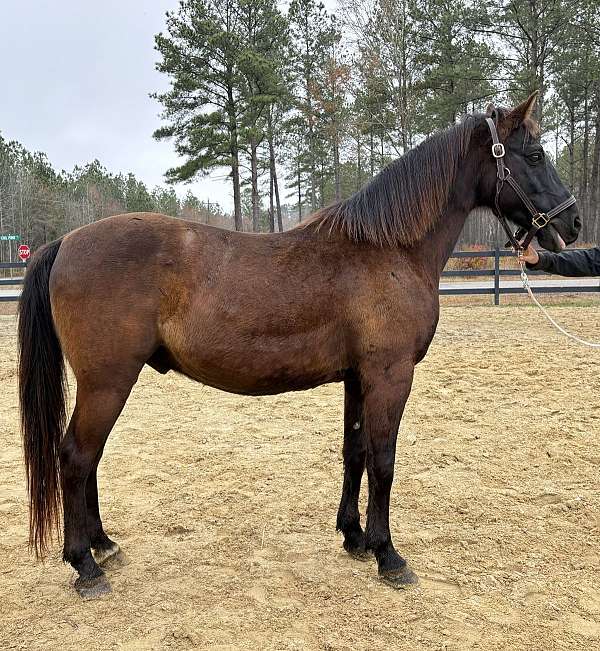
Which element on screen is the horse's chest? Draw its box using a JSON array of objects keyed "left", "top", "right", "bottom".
[{"left": 361, "top": 284, "right": 439, "bottom": 363}]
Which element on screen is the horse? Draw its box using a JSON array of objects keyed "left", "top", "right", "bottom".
[{"left": 18, "top": 93, "right": 580, "bottom": 598}]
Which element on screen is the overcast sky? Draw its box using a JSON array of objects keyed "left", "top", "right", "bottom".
[
  {"left": 0, "top": 1, "right": 241, "bottom": 210},
  {"left": 1, "top": 1, "right": 338, "bottom": 211}
]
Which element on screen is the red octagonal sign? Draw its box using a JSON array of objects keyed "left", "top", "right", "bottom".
[{"left": 18, "top": 244, "right": 30, "bottom": 261}]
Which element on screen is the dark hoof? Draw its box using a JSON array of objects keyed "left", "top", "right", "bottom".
[
  {"left": 343, "top": 540, "right": 372, "bottom": 562},
  {"left": 92, "top": 542, "right": 121, "bottom": 566},
  {"left": 101, "top": 549, "right": 128, "bottom": 570},
  {"left": 379, "top": 565, "right": 419, "bottom": 589},
  {"left": 74, "top": 574, "right": 112, "bottom": 599}
]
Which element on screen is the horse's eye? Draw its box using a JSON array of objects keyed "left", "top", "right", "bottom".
[{"left": 528, "top": 152, "right": 543, "bottom": 163}]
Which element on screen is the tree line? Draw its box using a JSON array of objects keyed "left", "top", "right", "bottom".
[
  {"left": 0, "top": 134, "right": 232, "bottom": 262},
  {"left": 153, "top": 0, "right": 600, "bottom": 245},
  {"left": 2, "top": 0, "right": 600, "bottom": 261}
]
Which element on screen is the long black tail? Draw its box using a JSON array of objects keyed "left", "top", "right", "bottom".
[{"left": 17, "top": 238, "right": 66, "bottom": 557}]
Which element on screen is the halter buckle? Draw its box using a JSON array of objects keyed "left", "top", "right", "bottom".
[
  {"left": 532, "top": 213, "right": 550, "bottom": 229},
  {"left": 492, "top": 143, "right": 505, "bottom": 158}
]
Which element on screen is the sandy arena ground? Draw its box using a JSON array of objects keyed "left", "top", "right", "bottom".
[{"left": 0, "top": 306, "right": 599, "bottom": 650}]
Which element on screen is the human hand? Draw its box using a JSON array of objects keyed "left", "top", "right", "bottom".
[{"left": 518, "top": 245, "right": 539, "bottom": 265}]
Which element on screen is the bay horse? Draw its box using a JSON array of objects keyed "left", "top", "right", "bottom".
[{"left": 18, "top": 94, "right": 580, "bottom": 598}]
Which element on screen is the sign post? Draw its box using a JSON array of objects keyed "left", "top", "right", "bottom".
[{"left": 0, "top": 235, "right": 22, "bottom": 274}]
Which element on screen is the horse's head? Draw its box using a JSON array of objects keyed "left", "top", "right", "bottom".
[{"left": 478, "top": 92, "right": 580, "bottom": 252}]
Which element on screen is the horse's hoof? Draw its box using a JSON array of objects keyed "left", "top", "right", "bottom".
[
  {"left": 379, "top": 565, "right": 419, "bottom": 589},
  {"left": 343, "top": 540, "right": 372, "bottom": 562},
  {"left": 92, "top": 542, "right": 121, "bottom": 566},
  {"left": 74, "top": 574, "right": 112, "bottom": 599},
  {"left": 102, "top": 549, "right": 128, "bottom": 570}
]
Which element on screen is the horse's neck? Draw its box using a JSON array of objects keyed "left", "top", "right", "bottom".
[
  {"left": 423, "top": 205, "right": 474, "bottom": 277},
  {"left": 413, "top": 161, "right": 480, "bottom": 279}
]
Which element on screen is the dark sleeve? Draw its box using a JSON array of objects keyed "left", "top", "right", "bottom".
[{"left": 526, "top": 247, "right": 600, "bottom": 277}]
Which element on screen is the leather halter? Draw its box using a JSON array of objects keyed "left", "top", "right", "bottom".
[{"left": 485, "top": 117, "right": 576, "bottom": 250}]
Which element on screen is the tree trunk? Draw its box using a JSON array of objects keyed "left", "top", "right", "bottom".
[
  {"left": 333, "top": 135, "right": 341, "bottom": 201},
  {"left": 582, "top": 83, "right": 590, "bottom": 237},
  {"left": 297, "top": 162, "right": 302, "bottom": 223},
  {"left": 569, "top": 107, "right": 575, "bottom": 190},
  {"left": 319, "top": 159, "right": 325, "bottom": 208},
  {"left": 310, "top": 153, "right": 317, "bottom": 212},
  {"left": 274, "top": 170, "right": 283, "bottom": 232},
  {"left": 356, "top": 132, "right": 362, "bottom": 191},
  {"left": 590, "top": 84, "right": 600, "bottom": 239},
  {"left": 530, "top": 11, "right": 543, "bottom": 126},
  {"left": 250, "top": 135, "right": 260, "bottom": 232},
  {"left": 268, "top": 169, "right": 275, "bottom": 233},
  {"left": 267, "top": 110, "right": 283, "bottom": 231},
  {"left": 304, "top": 39, "right": 317, "bottom": 213},
  {"left": 227, "top": 89, "right": 242, "bottom": 231},
  {"left": 400, "top": 0, "right": 409, "bottom": 152}
]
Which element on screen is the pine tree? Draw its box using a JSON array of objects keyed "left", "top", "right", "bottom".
[
  {"left": 152, "top": 186, "right": 180, "bottom": 216},
  {"left": 313, "top": 17, "right": 350, "bottom": 202},
  {"left": 411, "top": 0, "right": 497, "bottom": 132},
  {"left": 476, "top": 0, "right": 571, "bottom": 126},
  {"left": 236, "top": 0, "right": 288, "bottom": 231},
  {"left": 340, "top": 0, "right": 417, "bottom": 160},
  {"left": 550, "top": 0, "right": 600, "bottom": 237},
  {"left": 288, "top": 0, "right": 338, "bottom": 211},
  {"left": 124, "top": 173, "right": 154, "bottom": 213},
  {"left": 153, "top": 0, "right": 247, "bottom": 229}
]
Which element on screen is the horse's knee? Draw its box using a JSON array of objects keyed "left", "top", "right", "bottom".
[
  {"left": 343, "top": 443, "right": 366, "bottom": 470},
  {"left": 368, "top": 452, "right": 395, "bottom": 487}
]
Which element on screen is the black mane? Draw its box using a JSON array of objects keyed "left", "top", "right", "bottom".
[{"left": 302, "top": 117, "right": 477, "bottom": 247}]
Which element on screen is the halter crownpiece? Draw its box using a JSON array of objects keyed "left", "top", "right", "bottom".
[{"left": 485, "top": 117, "right": 576, "bottom": 251}]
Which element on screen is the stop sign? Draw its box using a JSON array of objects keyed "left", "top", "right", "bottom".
[{"left": 18, "top": 244, "right": 30, "bottom": 262}]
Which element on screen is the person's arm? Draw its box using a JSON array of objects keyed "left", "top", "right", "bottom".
[{"left": 519, "top": 245, "right": 600, "bottom": 277}]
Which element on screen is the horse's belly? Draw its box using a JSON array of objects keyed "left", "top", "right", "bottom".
[
  {"left": 161, "top": 328, "right": 346, "bottom": 396},
  {"left": 186, "top": 365, "right": 343, "bottom": 395},
  {"left": 170, "top": 354, "right": 343, "bottom": 395}
]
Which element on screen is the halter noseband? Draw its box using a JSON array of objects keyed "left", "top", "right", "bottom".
[{"left": 485, "top": 117, "right": 576, "bottom": 250}]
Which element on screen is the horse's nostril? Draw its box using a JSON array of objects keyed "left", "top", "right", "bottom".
[{"left": 574, "top": 215, "right": 582, "bottom": 231}]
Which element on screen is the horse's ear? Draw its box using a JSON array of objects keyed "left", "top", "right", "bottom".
[
  {"left": 485, "top": 102, "right": 497, "bottom": 120},
  {"left": 507, "top": 91, "right": 539, "bottom": 125}
]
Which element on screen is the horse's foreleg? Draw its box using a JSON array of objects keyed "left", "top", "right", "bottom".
[
  {"left": 61, "top": 381, "right": 133, "bottom": 598},
  {"left": 363, "top": 363, "right": 418, "bottom": 587},
  {"left": 336, "top": 374, "right": 368, "bottom": 559}
]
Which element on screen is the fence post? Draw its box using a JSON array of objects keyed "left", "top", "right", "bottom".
[{"left": 494, "top": 245, "right": 500, "bottom": 306}]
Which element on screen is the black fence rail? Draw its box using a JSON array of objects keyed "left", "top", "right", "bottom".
[
  {"left": 440, "top": 249, "right": 600, "bottom": 305},
  {"left": 0, "top": 261, "right": 26, "bottom": 301},
  {"left": 1, "top": 251, "right": 599, "bottom": 305}
]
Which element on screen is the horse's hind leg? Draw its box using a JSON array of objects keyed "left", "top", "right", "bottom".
[
  {"left": 336, "top": 375, "right": 369, "bottom": 559},
  {"left": 86, "top": 457, "right": 120, "bottom": 565},
  {"left": 60, "top": 377, "right": 136, "bottom": 598}
]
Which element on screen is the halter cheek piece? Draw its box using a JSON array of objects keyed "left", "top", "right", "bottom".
[{"left": 485, "top": 117, "right": 576, "bottom": 250}]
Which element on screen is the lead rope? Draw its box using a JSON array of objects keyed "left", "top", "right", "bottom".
[{"left": 518, "top": 258, "right": 600, "bottom": 348}]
